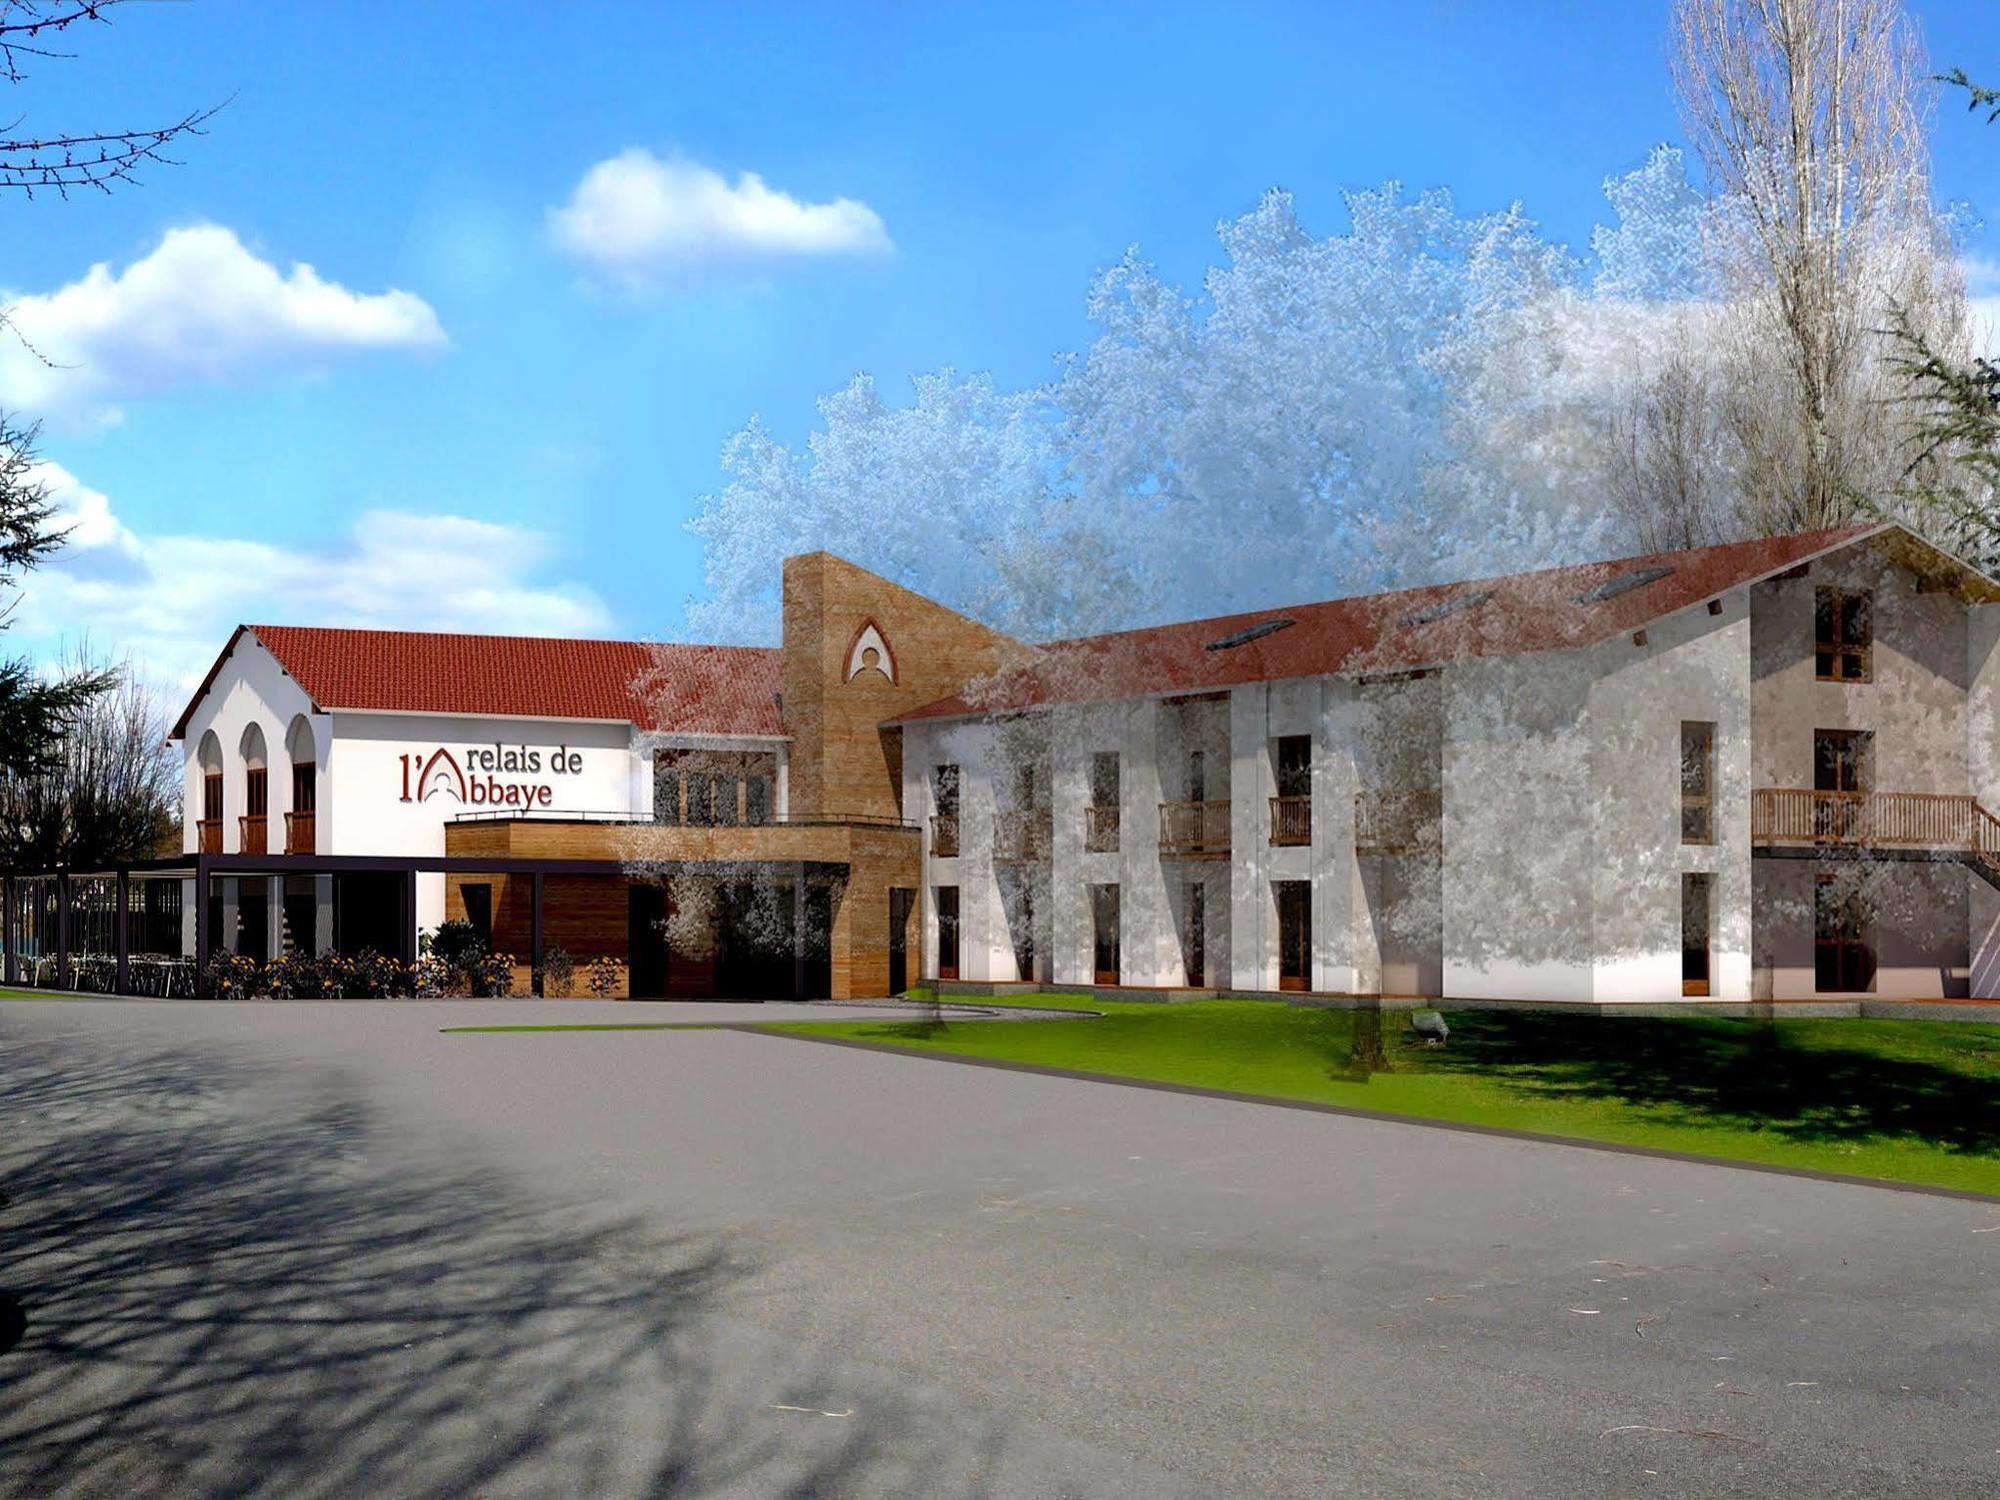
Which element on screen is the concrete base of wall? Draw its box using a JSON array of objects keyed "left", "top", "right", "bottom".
[{"left": 933, "top": 979, "right": 2000, "bottom": 1021}]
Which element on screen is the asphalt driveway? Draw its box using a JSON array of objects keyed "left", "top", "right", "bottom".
[{"left": 1, "top": 998, "right": 1995, "bottom": 1498}]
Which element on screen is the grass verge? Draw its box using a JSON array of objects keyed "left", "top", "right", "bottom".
[{"left": 768, "top": 994, "right": 2000, "bottom": 1196}]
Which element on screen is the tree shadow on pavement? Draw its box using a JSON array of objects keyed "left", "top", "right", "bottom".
[
  {"left": 0, "top": 1030, "right": 1010, "bottom": 1499},
  {"left": 1428, "top": 1012, "right": 2000, "bottom": 1155}
]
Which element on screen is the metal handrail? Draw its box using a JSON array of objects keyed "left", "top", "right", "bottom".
[{"left": 1158, "top": 799, "right": 1231, "bottom": 856}]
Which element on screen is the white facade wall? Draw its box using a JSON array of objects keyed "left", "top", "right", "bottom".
[{"left": 174, "top": 632, "right": 712, "bottom": 935}]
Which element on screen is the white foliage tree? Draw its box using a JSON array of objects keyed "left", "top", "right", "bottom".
[{"left": 689, "top": 181, "right": 1630, "bottom": 643}]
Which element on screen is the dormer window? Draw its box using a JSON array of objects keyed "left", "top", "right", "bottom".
[{"left": 1815, "top": 587, "right": 1871, "bottom": 682}]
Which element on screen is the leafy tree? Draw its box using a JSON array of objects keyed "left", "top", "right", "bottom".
[
  {"left": 0, "top": 641, "right": 174, "bottom": 868},
  {"left": 1887, "top": 70, "right": 2000, "bottom": 567},
  {"left": 0, "top": 419, "right": 111, "bottom": 775}
]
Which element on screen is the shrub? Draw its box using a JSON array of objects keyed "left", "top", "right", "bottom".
[
  {"left": 345, "top": 948, "right": 403, "bottom": 998},
  {"left": 409, "top": 956, "right": 451, "bottom": 998},
  {"left": 585, "top": 955, "right": 621, "bottom": 998},
  {"left": 203, "top": 951, "right": 261, "bottom": 1000},
  {"left": 537, "top": 945, "right": 577, "bottom": 999},
  {"left": 470, "top": 950, "right": 515, "bottom": 998},
  {"left": 424, "top": 919, "right": 485, "bottom": 969}
]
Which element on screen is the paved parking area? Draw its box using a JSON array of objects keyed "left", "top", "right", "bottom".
[{"left": 1, "top": 997, "right": 1996, "bottom": 1498}]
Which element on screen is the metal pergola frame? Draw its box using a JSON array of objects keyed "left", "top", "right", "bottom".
[{"left": 1, "top": 851, "right": 847, "bottom": 999}]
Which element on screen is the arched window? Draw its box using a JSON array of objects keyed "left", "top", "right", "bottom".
[
  {"left": 239, "top": 723, "right": 269, "bottom": 855},
  {"left": 197, "top": 732, "right": 224, "bottom": 853},
  {"left": 284, "top": 716, "right": 317, "bottom": 853}
]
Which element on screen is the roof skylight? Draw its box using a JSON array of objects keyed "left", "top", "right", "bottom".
[
  {"left": 1205, "top": 618, "right": 1296, "bottom": 651},
  {"left": 1575, "top": 565, "right": 1675, "bottom": 604},
  {"left": 1399, "top": 589, "right": 1495, "bottom": 628}
]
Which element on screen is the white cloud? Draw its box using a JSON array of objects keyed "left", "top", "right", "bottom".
[
  {"left": 0, "top": 225, "right": 446, "bottom": 427},
  {"left": 13, "top": 460, "right": 614, "bottom": 687},
  {"left": 548, "top": 149, "right": 891, "bottom": 289}
]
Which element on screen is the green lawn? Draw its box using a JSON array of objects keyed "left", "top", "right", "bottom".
[{"left": 770, "top": 994, "right": 2000, "bottom": 1196}]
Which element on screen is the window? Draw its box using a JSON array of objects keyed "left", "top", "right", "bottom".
[
  {"left": 1815, "top": 877, "right": 1875, "bottom": 992},
  {"left": 1276, "top": 735, "right": 1311, "bottom": 798},
  {"left": 1090, "top": 883, "right": 1120, "bottom": 985},
  {"left": 462, "top": 884, "right": 494, "bottom": 949},
  {"left": 711, "top": 774, "right": 740, "bottom": 826},
  {"left": 1276, "top": 880, "right": 1311, "bottom": 992},
  {"left": 291, "top": 762, "right": 316, "bottom": 814},
  {"left": 1087, "top": 753, "right": 1121, "bottom": 852},
  {"left": 1815, "top": 587, "right": 1871, "bottom": 681},
  {"left": 654, "top": 769, "right": 682, "bottom": 825},
  {"left": 1680, "top": 721, "right": 1715, "bottom": 844},
  {"left": 745, "top": 775, "right": 772, "bottom": 826},
  {"left": 1184, "top": 883, "right": 1206, "bottom": 987},
  {"left": 684, "top": 773, "right": 714, "bottom": 825},
  {"left": 935, "top": 885, "right": 960, "bottom": 980},
  {"left": 1681, "top": 872, "right": 1713, "bottom": 997},
  {"left": 1187, "top": 749, "right": 1207, "bottom": 803},
  {"left": 245, "top": 766, "right": 269, "bottom": 818},
  {"left": 1089, "top": 752, "right": 1119, "bottom": 808},
  {"left": 203, "top": 772, "right": 224, "bottom": 822},
  {"left": 933, "top": 763, "right": 960, "bottom": 818},
  {"left": 1813, "top": 729, "right": 1870, "bottom": 794},
  {"left": 1014, "top": 761, "right": 1038, "bottom": 809}
]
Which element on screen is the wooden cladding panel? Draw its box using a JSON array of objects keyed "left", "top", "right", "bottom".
[{"left": 781, "top": 552, "right": 1030, "bottom": 822}]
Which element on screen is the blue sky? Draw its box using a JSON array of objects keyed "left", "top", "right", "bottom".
[{"left": 4, "top": 0, "right": 1996, "bottom": 684}]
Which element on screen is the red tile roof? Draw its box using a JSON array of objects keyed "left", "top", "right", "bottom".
[
  {"left": 170, "top": 626, "right": 783, "bottom": 741},
  {"left": 888, "top": 525, "right": 1895, "bottom": 724}
]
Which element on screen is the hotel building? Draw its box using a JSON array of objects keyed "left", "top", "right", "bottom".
[{"left": 7, "top": 522, "right": 2000, "bottom": 1003}]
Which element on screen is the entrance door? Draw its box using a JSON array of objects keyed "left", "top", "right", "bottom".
[
  {"left": 1091, "top": 883, "right": 1120, "bottom": 986},
  {"left": 1681, "top": 872, "right": 1713, "bottom": 997},
  {"left": 935, "top": 885, "right": 960, "bottom": 981},
  {"left": 888, "top": 887, "right": 911, "bottom": 995},
  {"left": 628, "top": 884, "right": 667, "bottom": 998},
  {"left": 1276, "top": 880, "right": 1311, "bottom": 992},
  {"left": 1815, "top": 876, "right": 1875, "bottom": 992},
  {"left": 1185, "top": 882, "right": 1206, "bottom": 987}
]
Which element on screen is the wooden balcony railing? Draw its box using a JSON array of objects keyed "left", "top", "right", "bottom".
[
  {"left": 930, "top": 813, "right": 960, "bottom": 858},
  {"left": 197, "top": 819, "right": 223, "bottom": 854},
  {"left": 1751, "top": 788, "right": 2000, "bottom": 856},
  {"left": 1269, "top": 795, "right": 1312, "bottom": 847},
  {"left": 1158, "top": 799, "right": 1231, "bottom": 857},
  {"left": 993, "top": 808, "right": 1052, "bottom": 862},
  {"left": 1085, "top": 804, "right": 1121, "bottom": 853},
  {"left": 284, "top": 810, "right": 316, "bottom": 854},
  {"left": 238, "top": 815, "right": 267, "bottom": 855},
  {"left": 1355, "top": 788, "right": 1441, "bottom": 855}
]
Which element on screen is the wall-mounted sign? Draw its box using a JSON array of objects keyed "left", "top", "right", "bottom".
[{"left": 398, "top": 743, "right": 587, "bottom": 809}]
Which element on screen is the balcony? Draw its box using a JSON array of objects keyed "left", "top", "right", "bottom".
[
  {"left": 930, "top": 812, "right": 960, "bottom": 858},
  {"left": 1752, "top": 788, "right": 2000, "bottom": 855},
  {"left": 197, "top": 819, "right": 222, "bottom": 855},
  {"left": 1269, "top": 795, "right": 1311, "bottom": 847},
  {"left": 1355, "top": 788, "right": 1441, "bottom": 855},
  {"left": 993, "top": 808, "right": 1052, "bottom": 863},
  {"left": 1158, "top": 799, "right": 1230, "bottom": 858},
  {"left": 285, "top": 810, "right": 316, "bottom": 855},
  {"left": 1085, "top": 804, "right": 1120, "bottom": 853},
  {"left": 239, "top": 815, "right": 268, "bottom": 855}
]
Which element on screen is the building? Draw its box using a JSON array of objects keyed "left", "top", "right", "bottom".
[{"left": 6, "top": 521, "right": 2000, "bottom": 1003}]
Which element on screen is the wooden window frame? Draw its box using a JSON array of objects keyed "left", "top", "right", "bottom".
[
  {"left": 1680, "top": 720, "right": 1715, "bottom": 845},
  {"left": 1814, "top": 586, "right": 1872, "bottom": 683}
]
